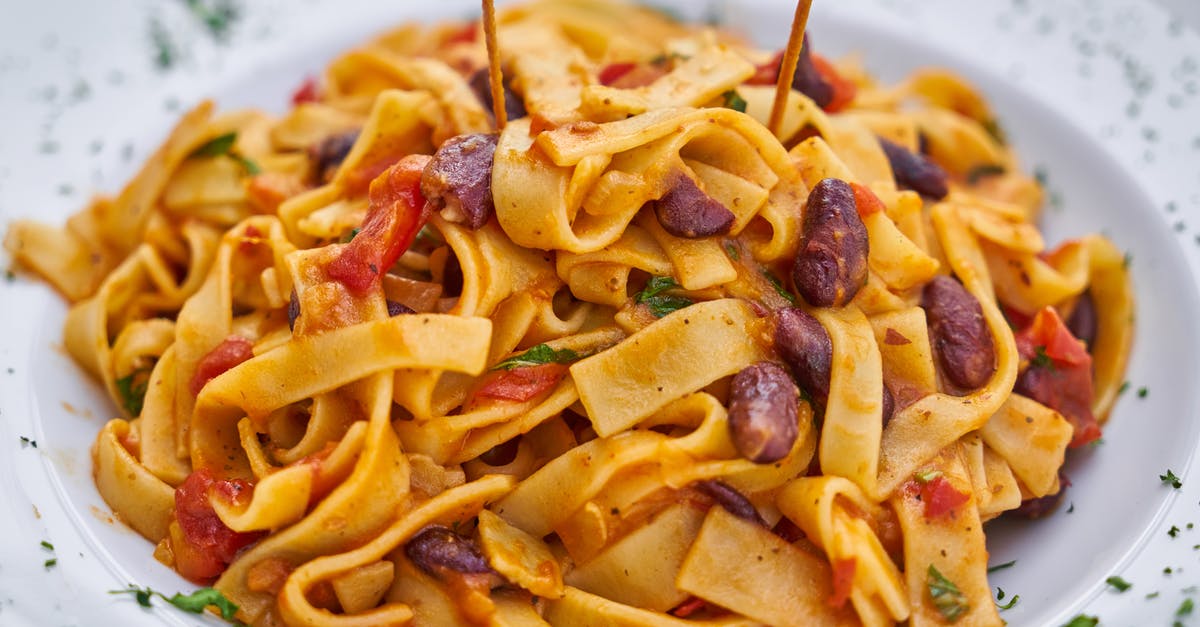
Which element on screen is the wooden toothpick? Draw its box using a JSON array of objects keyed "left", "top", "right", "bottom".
[
  {"left": 767, "top": 0, "right": 814, "bottom": 137},
  {"left": 482, "top": 0, "right": 507, "bottom": 130}
]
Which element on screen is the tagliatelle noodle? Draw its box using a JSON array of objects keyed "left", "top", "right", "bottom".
[{"left": 3, "top": 1, "right": 1135, "bottom": 625}]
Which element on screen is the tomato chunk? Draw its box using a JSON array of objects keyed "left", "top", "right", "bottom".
[
  {"left": 190, "top": 336, "right": 255, "bottom": 396},
  {"left": 473, "top": 363, "right": 567, "bottom": 402},
  {"left": 1015, "top": 306, "right": 1099, "bottom": 447},
  {"left": 328, "top": 155, "right": 432, "bottom": 293},
  {"left": 811, "top": 53, "right": 856, "bottom": 113},
  {"left": 291, "top": 76, "right": 319, "bottom": 106},
  {"left": 173, "top": 469, "right": 264, "bottom": 582},
  {"left": 598, "top": 62, "right": 637, "bottom": 86},
  {"left": 911, "top": 475, "right": 970, "bottom": 519},
  {"left": 850, "top": 182, "right": 885, "bottom": 217},
  {"left": 828, "top": 558, "right": 857, "bottom": 609}
]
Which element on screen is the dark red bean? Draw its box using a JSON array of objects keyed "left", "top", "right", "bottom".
[
  {"left": 405, "top": 525, "right": 494, "bottom": 576},
  {"left": 387, "top": 300, "right": 414, "bottom": 316},
  {"left": 727, "top": 361, "right": 800, "bottom": 463},
  {"left": 650, "top": 173, "right": 736, "bottom": 239},
  {"left": 923, "top": 275, "right": 995, "bottom": 390},
  {"left": 792, "top": 178, "right": 869, "bottom": 308},
  {"left": 421, "top": 133, "right": 499, "bottom": 230},
  {"left": 469, "top": 68, "right": 527, "bottom": 122},
  {"left": 309, "top": 129, "right": 360, "bottom": 184},
  {"left": 287, "top": 290, "right": 300, "bottom": 332},
  {"left": 790, "top": 34, "right": 833, "bottom": 109},
  {"left": 773, "top": 307, "right": 832, "bottom": 406},
  {"left": 695, "top": 480, "right": 766, "bottom": 526},
  {"left": 878, "top": 136, "right": 949, "bottom": 200},
  {"left": 1066, "top": 291, "right": 1097, "bottom": 349},
  {"left": 771, "top": 516, "right": 806, "bottom": 543},
  {"left": 881, "top": 383, "right": 895, "bottom": 426}
]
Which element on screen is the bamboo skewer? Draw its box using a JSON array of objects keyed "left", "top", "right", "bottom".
[
  {"left": 482, "top": 0, "right": 508, "bottom": 130},
  {"left": 767, "top": 0, "right": 814, "bottom": 137}
]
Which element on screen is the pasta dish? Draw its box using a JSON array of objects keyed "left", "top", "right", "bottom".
[{"left": 3, "top": 0, "right": 1134, "bottom": 625}]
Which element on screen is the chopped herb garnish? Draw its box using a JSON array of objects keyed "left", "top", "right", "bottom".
[
  {"left": 1170, "top": 525, "right": 1181, "bottom": 538},
  {"left": 115, "top": 367, "right": 152, "bottom": 416},
  {"left": 234, "top": 154, "right": 261, "bottom": 175},
  {"left": 761, "top": 270, "right": 797, "bottom": 305},
  {"left": 1067, "top": 502, "right": 1075, "bottom": 513},
  {"left": 44, "top": 558, "right": 57, "bottom": 569},
  {"left": 40, "top": 541, "right": 53, "bottom": 551},
  {"left": 721, "top": 90, "right": 747, "bottom": 113},
  {"left": 190, "top": 132, "right": 237, "bottom": 159},
  {"left": 341, "top": 228, "right": 361, "bottom": 243},
  {"left": 1105, "top": 576, "right": 1131, "bottom": 592},
  {"left": 996, "top": 591, "right": 1019, "bottom": 610},
  {"left": 183, "top": 0, "right": 241, "bottom": 42},
  {"left": 109, "top": 585, "right": 238, "bottom": 620},
  {"left": 987, "top": 560, "right": 1016, "bottom": 574},
  {"left": 1148, "top": 591, "right": 1161, "bottom": 599},
  {"left": 1161, "top": 469, "right": 1183, "bottom": 489},
  {"left": 1031, "top": 346, "right": 1055, "bottom": 370},
  {"left": 915, "top": 469, "right": 943, "bottom": 484},
  {"left": 1138, "top": 386, "right": 1149, "bottom": 398},
  {"left": 1061, "top": 615, "right": 1099, "bottom": 627},
  {"left": 19, "top": 436, "right": 37, "bottom": 449},
  {"left": 1118, "top": 381, "right": 1130, "bottom": 396},
  {"left": 635, "top": 276, "right": 693, "bottom": 318},
  {"left": 723, "top": 242, "right": 739, "bottom": 261},
  {"left": 491, "top": 344, "right": 581, "bottom": 371},
  {"left": 966, "top": 164, "right": 1006, "bottom": 185},
  {"left": 927, "top": 565, "right": 969, "bottom": 622},
  {"left": 1179, "top": 598, "right": 1195, "bottom": 617}
]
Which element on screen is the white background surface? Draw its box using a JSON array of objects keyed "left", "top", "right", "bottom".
[{"left": 1, "top": 1, "right": 1200, "bottom": 626}]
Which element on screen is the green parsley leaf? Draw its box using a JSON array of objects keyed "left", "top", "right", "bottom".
[
  {"left": 1170, "top": 525, "right": 1181, "bottom": 538},
  {"left": 1137, "top": 386, "right": 1149, "bottom": 398},
  {"left": 987, "top": 560, "right": 1016, "bottom": 574},
  {"left": 190, "top": 132, "right": 237, "bottom": 158},
  {"left": 996, "top": 590, "right": 1019, "bottom": 611},
  {"left": 721, "top": 90, "right": 748, "bottom": 113},
  {"left": 492, "top": 344, "right": 581, "bottom": 371},
  {"left": 1060, "top": 615, "right": 1099, "bottom": 627},
  {"left": 184, "top": 0, "right": 240, "bottom": 42},
  {"left": 635, "top": 276, "right": 693, "bottom": 318},
  {"left": 1031, "top": 346, "right": 1055, "bottom": 370},
  {"left": 234, "top": 154, "right": 261, "bottom": 176},
  {"left": 40, "top": 540, "right": 54, "bottom": 551},
  {"left": 1104, "top": 576, "right": 1131, "bottom": 592},
  {"left": 109, "top": 585, "right": 239, "bottom": 620},
  {"left": 927, "top": 565, "right": 969, "bottom": 622},
  {"left": 1179, "top": 598, "right": 1195, "bottom": 617},
  {"left": 1161, "top": 469, "right": 1183, "bottom": 489},
  {"left": 966, "top": 164, "right": 1006, "bottom": 185},
  {"left": 166, "top": 588, "right": 239, "bottom": 620},
  {"left": 761, "top": 270, "right": 797, "bottom": 306},
  {"left": 1118, "top": 381, "right": 1130, "bottom": 396},
  {"left": 341, "top": 227, "right": 361, "bottom": 244},
  {"left": 915, "top": 469, "right": 943, "bottom": 484},
  {"left": 115, "top": 367, "right": 152, "bottom": 416},
  {"left": 1147, "top": 591, "right": 1160, "bottom": 599},
  {"left": 44, "top": 558, "right": 57, "bottom": 569}
]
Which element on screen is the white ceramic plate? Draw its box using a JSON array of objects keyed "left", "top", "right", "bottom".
[{"left": 2, "top": 1, "right": 1199, "bottom": 625}]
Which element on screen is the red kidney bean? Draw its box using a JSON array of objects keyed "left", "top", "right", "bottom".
[
  {"left": 727, "top": 361, "right": 800, "bottom": 463},
  {"left": 923, "top": 275, "right": 996, "bottom": 390},
  {"left": 790, "top": 34, "right": 834, "bottom": 109},
  {"left": 469, "top": 67, "right": 527, "bottom": 122},
  {"left": 773, "top": 307, "right": 832, "bottom": 406},
  {"left": 405, "top": 525, "right": 495, "bottom": 576},
  {"left": 650, "top": 173, "right": 736, "bottom": 239},
  {"left": 1012, "top": 473, "right": 1068, "bottom": 519},
  {"left": 791, "top": 178, "right": 869, "bottom": 308},
  {"left": 695, "top": 480, "right": 766, "bottom": 526},
  {"left": 309, "top": 129, "right": 360, "bottom": 184},
  {"left": 287, "top": 290, "right": 300, "bottom": 332},
  {"left": 877, "top": 136, "right": 949, "bottom": 200},
  {"left": 1066, "top": 291, "right": 1097, "bottom": 349},
  {"left": 421, "top": 133, "right": 499, "bottom": 230}
]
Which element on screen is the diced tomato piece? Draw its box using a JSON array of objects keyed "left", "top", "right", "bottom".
[
  {"left": 598, "top": 62, "right": 637, "bottom": 86},
  {"left": 747, "top": 52, "right": 784, "bottom": 86},
  {"left": 473, "top": 363, "right": 567, "bottom": 402},
  {"left": 828, "top": 558, "right": 857, "bottom": 609},
  {"left": 1015, "top": 306, "right": 1099, "bottom": 447},
  {"left": 190, "top": 336, "right": 255, "bottom": 396},
  {"left": 173, "top": 469, "right": 264, "bottom": 582},
  {"left": 811, "top": 53, "right": 856, "bottom": 113},
  {"left": 850, "top": 182, "right": 885, "bottom": 217},
  {"left": 446, "top": 23, "right": 478, "bottom": 45},
  {"left": 328, "top": 154, "right": 433, "bottom": 293},
  {"left": 671, "top": 596, "right": 708, "bottom": 618},
  {"left": 917, "top": 475, "right": 970, "bottom": 519},
  {"left": 291, "top": 77, "right": 320, "bottom": 106}
]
